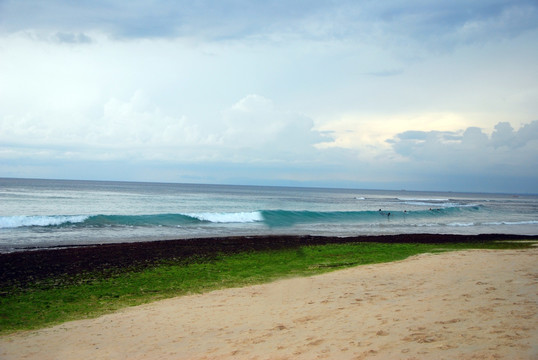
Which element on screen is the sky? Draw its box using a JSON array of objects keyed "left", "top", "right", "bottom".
[{"left": 0, "top": 0, "right": 537, "bottom": 193}]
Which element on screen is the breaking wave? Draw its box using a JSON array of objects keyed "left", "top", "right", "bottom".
[
  {"left": 0, "top": 206, "right": 486, "bottom": 229},
  {"left": 0, "top": 215, "right": 89, "bottom": 228}
]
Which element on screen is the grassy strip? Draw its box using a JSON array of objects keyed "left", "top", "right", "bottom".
[{"left": 1, "top": 241, "right": 535, "bottom": 335}]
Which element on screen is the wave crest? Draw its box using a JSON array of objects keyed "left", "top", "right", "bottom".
[
  {"left": 0, "top": 207, "right": 488, "bottom": 229},
  {"left": 185, "top": 212, "right": 263, "bottom": 223},
  {"left": 0, "top": 215, "right": 89, "bottom": 229}
]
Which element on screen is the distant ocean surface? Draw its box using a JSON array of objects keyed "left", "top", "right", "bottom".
[{"left": 1, "top": 178, "right": 537, "bottom": 253}]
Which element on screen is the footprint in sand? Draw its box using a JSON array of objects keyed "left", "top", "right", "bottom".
[{"left": 307, "top": 339, "right": 324, "bottom": 346}]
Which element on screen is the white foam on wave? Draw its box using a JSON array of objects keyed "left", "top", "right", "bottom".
[
  {"left": 401, "top": 200, "right": 481, "bottom": 208},
  {"left": 398, "top": 198, "right": 449, "bottom": 202},
  {"left": 0, "top": 215, "right": 89, "bottom": 229},
  {"left": 485, "top": 220, "right": 538, "bottom": 226},
  {"left": 186, "top": 211, "right": 263, "bottom": 223},
  {"left": 448, "top": 222, "right": 475, "bottom": 227},
  {"left": 402, "top": 201, "right": 460, "bottom": 207}
]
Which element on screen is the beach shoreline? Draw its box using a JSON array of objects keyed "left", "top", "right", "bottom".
[{"left": 1, "top": 246, "right": 537, "bottom": 359}]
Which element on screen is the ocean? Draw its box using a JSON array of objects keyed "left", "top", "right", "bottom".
[{"left": 1, "top": 178, "right": 537, "bottom": 253}]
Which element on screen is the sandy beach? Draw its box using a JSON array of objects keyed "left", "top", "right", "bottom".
[{"left": 1, "top": 248, "right": 537, "bottom": 359}]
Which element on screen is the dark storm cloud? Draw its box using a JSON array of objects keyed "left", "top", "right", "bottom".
[
  {"left": 1, "top": 0, "right": 536, "bottom": 44},
  {"left": 0, "top": 0, "right": 328, "bottom": 39},
  {"left": 388, "top": 121, "right": 538, "bottom": 169}
]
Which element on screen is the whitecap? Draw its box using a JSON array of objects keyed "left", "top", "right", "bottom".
[
  {"left": 398, "top": 198, "right": 449, "bottom": 202},
  {"left": 484, "top": 220, "right": 538, "bottom": 226},
  {"left": 0, "top": 215, "right": 89, "bottom": 229},
  {"left": 185, "top": 211, "right": 263, "bottom": 223},
  {"left": 448, "top": 222, "right": 475, "bottom": 227}
]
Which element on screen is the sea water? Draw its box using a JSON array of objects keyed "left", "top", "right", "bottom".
[{"left": 0, "top": 178, "right": 537, "bottom": 252}]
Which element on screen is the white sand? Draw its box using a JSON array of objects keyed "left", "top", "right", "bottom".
[{"left": 1, "top": 249, "right": 537, "bottom": 359}]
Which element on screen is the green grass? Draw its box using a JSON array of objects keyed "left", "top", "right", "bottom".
[{"left": 1, "top": 240, "right": 535, "bottom": 335}]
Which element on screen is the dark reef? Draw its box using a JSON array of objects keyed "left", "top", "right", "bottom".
[{"left": 1, "top": 234, "right": 536, "bottom": 291}]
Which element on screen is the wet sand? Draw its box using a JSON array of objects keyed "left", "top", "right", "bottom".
[{"left": 1, "top": 248, "right": 537, "bottom": 359}]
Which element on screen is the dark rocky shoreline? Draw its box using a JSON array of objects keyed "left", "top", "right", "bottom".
[{"left": 1, "top": 233, "right": 537, "bottom": 291}]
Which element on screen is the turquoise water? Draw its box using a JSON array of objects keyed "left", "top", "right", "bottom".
[{"left": 1, "top": 178, "right": 537, "bottom": 252}]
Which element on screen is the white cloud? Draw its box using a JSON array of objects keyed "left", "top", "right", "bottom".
[
  {"left": 316, "top": 112, "right": 470, "bottom": 158},
  {"left": 387, "top": 121, "right": 538, "bottom": 176},
  {"left": 221, "top": 95, "right": 324, "bottom": 157},
  {"left": 0, "top": 92, "right": 325, "bottom": 163}
]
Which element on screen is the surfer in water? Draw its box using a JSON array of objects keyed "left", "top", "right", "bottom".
[{"left": 378, "top": 209, "right": 390, "bottom": 218}]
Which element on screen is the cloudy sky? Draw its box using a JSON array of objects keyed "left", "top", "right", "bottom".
[{"left": 1, "top": 0, "right": 537, "bottom": 193}]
